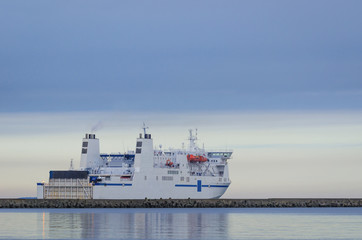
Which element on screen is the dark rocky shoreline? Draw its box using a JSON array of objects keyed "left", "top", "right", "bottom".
[{"left": 1, "top": 198, "right": 362, "bottom": 208}]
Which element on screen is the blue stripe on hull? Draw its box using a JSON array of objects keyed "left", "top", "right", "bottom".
[
  {"left": 175, "top": 184, "right": 197, "bottom": 187},
  {"left": 95, "top": 183, "right": 228, "bottom": 188},
  {"left": 175, "top": 184, "right": 229, "bottom": 188},
  {"left": 94, "top": 183, "right": 132, "bottom": 186}
]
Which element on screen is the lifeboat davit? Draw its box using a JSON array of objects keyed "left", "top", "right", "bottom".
[{"left": 187, "top": 154, "right": 208, "bottom": 162}]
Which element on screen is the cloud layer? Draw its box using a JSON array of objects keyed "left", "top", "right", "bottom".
[{"left": 1, "top": 1, "right": 362, "bottom": 112}]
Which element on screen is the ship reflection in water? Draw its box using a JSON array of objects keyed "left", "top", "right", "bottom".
[
  {"left": 39, "top": 209, "right": 229, "bottom": 239},
  {"left": 2, "top": 208, "right": 362, "bottom": 239}
]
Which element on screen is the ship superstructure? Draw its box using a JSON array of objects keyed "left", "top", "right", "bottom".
[{"left": 37, "top": 127, "right": 232, "bottom": 199}]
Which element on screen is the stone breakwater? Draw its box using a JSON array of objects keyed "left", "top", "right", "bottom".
[{"left": 1, "top": 199, "right": 362, "bottom": 208}]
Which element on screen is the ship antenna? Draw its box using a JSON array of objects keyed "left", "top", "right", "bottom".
[
  {"left": 69, "top": 158, "right": 74, "bottom": 170},
  {"left": 142, "top": 122, "right": 149, "bottom": 135}
]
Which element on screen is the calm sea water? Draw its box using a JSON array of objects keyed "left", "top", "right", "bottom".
[{"left": 0, "top": 208, "right": 362, "bottom": 239}]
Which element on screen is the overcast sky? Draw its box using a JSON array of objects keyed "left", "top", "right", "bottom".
[
  {"left": 1, "top": 0, "right": 362, "bottom": 112},
  {"left": 0, "top": 1, "right": 362, "bottom": 198}
]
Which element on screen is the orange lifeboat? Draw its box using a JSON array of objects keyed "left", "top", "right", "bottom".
[
  {"left": 187, "top": 154, "right": 208, "bottom": 162},
  {"left": 166, "top": 159, "right": 173, "bottom": 167}
]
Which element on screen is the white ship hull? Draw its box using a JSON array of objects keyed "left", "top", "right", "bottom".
[{"left": 93, "top": 178, "right": 230, "bottom": 199}]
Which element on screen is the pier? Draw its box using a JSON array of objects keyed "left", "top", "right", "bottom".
[{"left": 1, "top": 198, "right": 362, "bottom": 208}]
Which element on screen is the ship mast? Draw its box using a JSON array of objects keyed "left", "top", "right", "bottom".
[
  {"left": 69, "top": 159, "right": 74, "bottom": 170},
  {"left": 188, "top": 129, "right": 198, "bottom": 152},
  {"left": 142, "top": 122, "right": 149, "bottom": 136}
]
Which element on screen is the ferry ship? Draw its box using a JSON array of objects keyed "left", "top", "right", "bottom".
[{"left": 37, "top": 126, "right": 233, "bottom": 199}]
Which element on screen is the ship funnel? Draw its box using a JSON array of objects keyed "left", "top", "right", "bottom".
[
  {"left": 80, "top": 133, "right": 102, "bottom": 171},
  {"left": 134, "top": 132, "right": 154, "bottom": 173}
]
